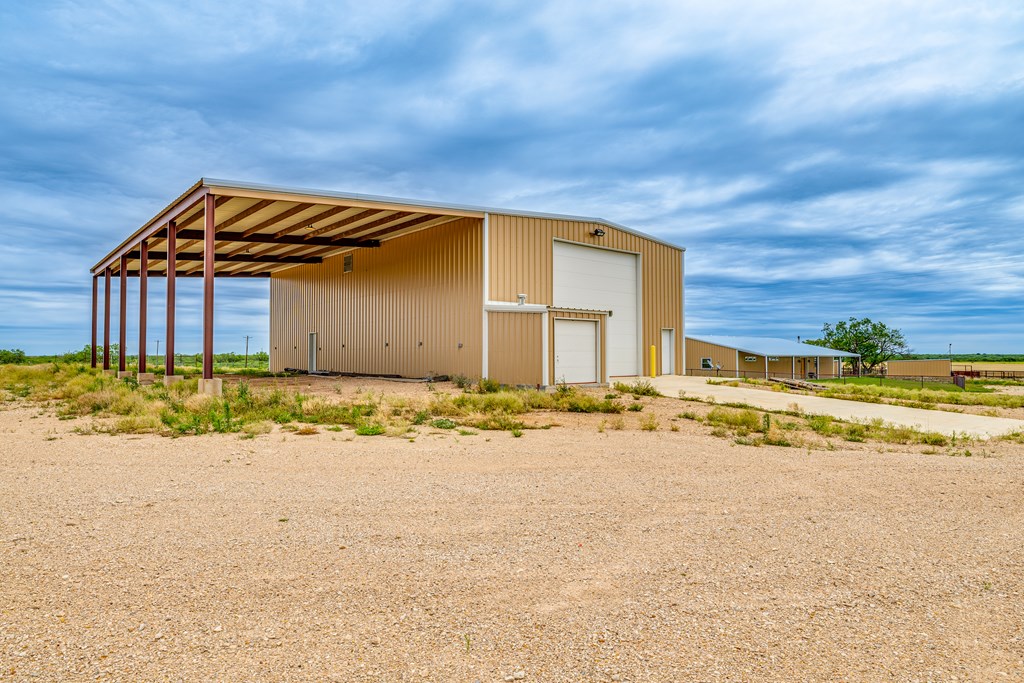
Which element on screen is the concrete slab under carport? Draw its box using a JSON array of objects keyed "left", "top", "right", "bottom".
[{"left": 652, "top": 376, "right": 1024, "bottom": 439}]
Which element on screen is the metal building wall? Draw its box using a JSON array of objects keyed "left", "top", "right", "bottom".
[
  {"left": 684, "top": 338, "right": 739, "bottom": 375},
  {"left": 487, "top": 214, "right": 683, "bottom": 377},
  {"left": 886, "top": 359, "right": 952, "bottom": 377},
  {"left": 486, "top": 311, "right": 544, "bottom": 386},
  {"left": 269, "top": 217, "right": 483, "bottom": 377}
]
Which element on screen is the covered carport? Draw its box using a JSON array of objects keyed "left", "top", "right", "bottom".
[{"left": 89, "top": 178, "right": 475, "bottom": 394}]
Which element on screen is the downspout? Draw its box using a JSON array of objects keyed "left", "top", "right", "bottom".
[{"left": 481, "top": 213, "right": 489, "bottom": 379}]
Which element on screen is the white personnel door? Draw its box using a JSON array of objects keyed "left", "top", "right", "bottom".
[
  {"left": 554, "top": 319, "right": 598, "bottom": 384},
  {"left": 552, "top": 241, "right": 638, "bottom": 376},
  {"left": 661, "top": 329, "right": 675, "bottom": 374}
]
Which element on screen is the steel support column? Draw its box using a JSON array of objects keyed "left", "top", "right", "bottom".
[
  {"left": 90, "top": 276, "right": 98, "bottom": 368},
  {"left": 202, "top": 195, "right": 215, "bottom": 380},
  {"left": 165, "top": 221, "right": 176, "bottom": 376},
  {"left": 138, "top": 241, "right": 148, "bottom": 373},
  {"left": 103, "top": 268, "right": 111, "bottom": 370},
  {"left": 119, "top": 255, "right": 128, "bottom": 372}
]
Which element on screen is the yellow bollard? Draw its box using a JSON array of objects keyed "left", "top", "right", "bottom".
[{"left": 650, "top": 345, "right": 657, "bottom": 378}]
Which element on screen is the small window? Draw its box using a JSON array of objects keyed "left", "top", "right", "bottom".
[
  {"left": 701, "top": 358, "right": 713, "bottom": 369},
  {"left": 744, "top": 355, "right": 757, "bottom": 362},
  {"left": 343, "top": 253, "right": 353, "bottom": 273}
]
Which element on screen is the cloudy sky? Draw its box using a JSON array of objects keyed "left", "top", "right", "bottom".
[{"left": 1, "top": 0, "right": 1022, "bottom": 355}]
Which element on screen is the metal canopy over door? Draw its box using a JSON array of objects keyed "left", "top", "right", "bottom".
[
  {"left": 554, "top": 319, "right": 598, "bottom": 384},
  {"left": 308, "top": 332, "right": 317, "bottom": 373},
  {"left": 661, "top": 328, "right": 675, "bottom": 374},
  {"left": 552, "top": 241, "right": 638, "bottom": 376}
]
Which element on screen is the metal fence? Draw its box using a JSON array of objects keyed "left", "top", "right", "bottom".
[{"left": 686, "top": 368, "right": 843, "bottom": 381}]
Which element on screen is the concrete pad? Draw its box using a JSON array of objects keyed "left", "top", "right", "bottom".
[
  {"left": 117, "top": 371, "right": 133, "bottom": 379},
  {"left": 162, "top": 375, "right": 184, "bottom": 387},
  {"left": 197, "top": 378, "right": 223, "bottom": 397},
  {"left": 102, "top": 369, "right": 117, "bottom": 376},
  {"left": 653, "top": 375, "right": 1024, "bottom": 439},
  {"left": 136, "top": 373, "right": 156, "bottom": 384}
]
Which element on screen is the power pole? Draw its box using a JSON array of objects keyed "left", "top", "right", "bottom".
[
  {"left": 244, "top": 335, "right": 251, "bottom": 368},
  {"left": 155, "top": 339, "right": 161, "bottom": 360}
]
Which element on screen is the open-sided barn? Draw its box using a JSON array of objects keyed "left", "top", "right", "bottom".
[{"left": 90, "top": 179, "right": 685, "bottom": 392}]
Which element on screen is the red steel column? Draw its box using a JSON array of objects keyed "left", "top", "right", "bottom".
[
  {"left": 91, "top": 275, "right": 98, "bottom": 368},
  {"left": 138, "top": 241, "right": 148, "bottom": 373},
  {"left": 202, "top": 194, "right": 215, "bottom": 379},
  {"left": 119, "top": 254, "right": 128, "bottom": 372},
  {"left": 103, "top": 268, "right": 111, "bottom": 370},
  {"left": 165, "top": 221, "right": 176, "bottom": 377}
]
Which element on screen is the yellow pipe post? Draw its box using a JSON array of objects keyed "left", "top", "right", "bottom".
[{"left": 650, "top": 345, "right": 657, "bottom": 378}]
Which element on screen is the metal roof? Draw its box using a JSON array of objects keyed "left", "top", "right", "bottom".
[
  {"left": 686, "top": 335, "right": 860, "bottom": 358},
  {"left": 91, "top": 178, "right": 685, "bottom": 274},
  {"left": 202, "top": 178, "right": 685, "bottom": 252}
]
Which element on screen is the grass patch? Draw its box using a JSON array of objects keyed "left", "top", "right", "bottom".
[{"left": 613, "top": 379, "right": 661, "bottom": 397}]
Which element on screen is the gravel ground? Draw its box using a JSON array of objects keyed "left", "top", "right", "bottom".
[{"left": 2, "top": 386, "right": 1023, "bottom": 681}]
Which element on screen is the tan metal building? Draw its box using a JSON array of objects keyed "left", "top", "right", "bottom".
[
  {"left": 90, "top": 179, "right": 685, "bottom": 389},
  {"left": 885, "top": 359, "right": 952, "bottom": 377},
  {"left": 685, "top": 335, "right": 859, "bottom": 379}
]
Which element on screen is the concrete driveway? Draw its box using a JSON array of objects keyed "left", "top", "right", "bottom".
[{"left": 650, "top": 375, "right": 1024, "bottom": 439}]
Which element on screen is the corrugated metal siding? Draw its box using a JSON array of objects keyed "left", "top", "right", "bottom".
[
  {"left": 548, "top": 310, "right": 607, "bottom": 385},
  {"left": 487, "top": 311, "right": 543, "bottom": 386},
  {"left": 269, "top": 217, "right": 483, "bottom": 377},
  {"left": 488, "top": 214, "right": 683, "bottom": 376},
  {"left": 684, "top": 338, "right": 738, "bottom": 375},
  {"left": 886, "top": 359, "right": 952, "bottom": 377}
]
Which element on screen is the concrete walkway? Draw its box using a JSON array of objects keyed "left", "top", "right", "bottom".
[{"left": 650, "top": 376, "right": 1024, "bottom": 439}]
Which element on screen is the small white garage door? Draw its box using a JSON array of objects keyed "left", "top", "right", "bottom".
[
  {"left": 554, "top": 319, "right": 598, "bottom": 384},
  {"left": 553, "top": 241, "right": 638, "bottom": 376}
]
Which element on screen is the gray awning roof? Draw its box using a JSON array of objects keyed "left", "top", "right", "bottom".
[{"left": 687, "top": 335, "right": 860, "bottom": 358}]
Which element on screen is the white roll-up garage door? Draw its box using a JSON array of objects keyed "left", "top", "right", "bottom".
[
  {"left": 553, "top": 319, "right": 598, "bottom": 384},
  {"left": 553, "top": 241, "right": 638, "bottom": 376}
]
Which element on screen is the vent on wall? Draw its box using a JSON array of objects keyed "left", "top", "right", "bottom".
[{"left": 343, "top": 253, "right": 353, "bottom": 273}]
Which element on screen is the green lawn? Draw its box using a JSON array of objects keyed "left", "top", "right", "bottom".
[{"left": 817, "top": 377, "right": 993, "bottom": 394}]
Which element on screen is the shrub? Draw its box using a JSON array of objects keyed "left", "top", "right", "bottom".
[
  {"left": 0, "top": 349, "right": 27, "bottom": 364},
  {"left": 477, "top": 378, "right": 502, "bottom": 393},
  {"left": 640, "top": 414, "right": 659, "bottom": 431},
  {"left": 452, "top": 374, "right": 472, "bottom": 390},
  {"left": 431, "top": 418, "right": 458, "bottom": 429},
  {"left": 706, "top": 407, "right": 760, "bottom": 431},
  {"left": 613, "top": 379, "right": 661, "bottom": 397},
  {"left": 355, "top": 423, "right": 385, "bottom": 436}
]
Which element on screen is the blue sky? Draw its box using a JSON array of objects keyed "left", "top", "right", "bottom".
[{"left": 1, "top": 1, "right": 1022, "bottom": 355}]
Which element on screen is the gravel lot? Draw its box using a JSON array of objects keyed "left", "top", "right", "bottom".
[{"left": 2, "top": 382, "right": 1023, "bottom": 681}]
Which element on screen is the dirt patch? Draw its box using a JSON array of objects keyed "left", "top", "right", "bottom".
[{"left": 1, "top": 389, "right": 1023, "bottom": 680}]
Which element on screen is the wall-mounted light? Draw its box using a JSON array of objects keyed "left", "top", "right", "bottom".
[{"left": 592, "top": 228, "right": 606, "bottom": 237}]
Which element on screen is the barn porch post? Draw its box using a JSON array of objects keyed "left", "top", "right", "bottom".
[
  {"left": 163, "top": 220, "right": 181, "bottom": 386},
  {"left": 103, "top": 268, "right": 112, "bottom": 371},
  {"left": 90, "top": 275, "right": 98, "bottom": 368},
  {"left": 118, "top": 255, "right": 129, "bottom": 377},
  {"left": 199, "top": 194, "right": 221, "bottom": 396},
  {"left": 136, "top": 241, "right": 153, "bottom": 382}
]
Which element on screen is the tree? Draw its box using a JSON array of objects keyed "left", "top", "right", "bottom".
[{"left": 806, "top": 317, "right": 910, "bottom": 373}]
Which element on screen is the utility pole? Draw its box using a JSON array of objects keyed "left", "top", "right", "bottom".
[
  {"left": 155, "top": 339, "right": 161, "bottom": 360},
  {"left": 948, "top": 343, "right": 952, "bottom": 361},
  {"left": 244, "top": 335, "right": 252, "bottom": 368}
]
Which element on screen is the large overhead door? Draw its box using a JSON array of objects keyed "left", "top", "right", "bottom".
[
  {"left": 553, "top": 241, "right": 638, "bottom": 376},
  {"left": 553, "top": 319, "right": 598, "bottom": 384}
]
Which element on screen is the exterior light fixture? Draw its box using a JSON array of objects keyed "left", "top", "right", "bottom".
[{"left": 592, "top": 228, "right": 606, "bottom": 237}]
